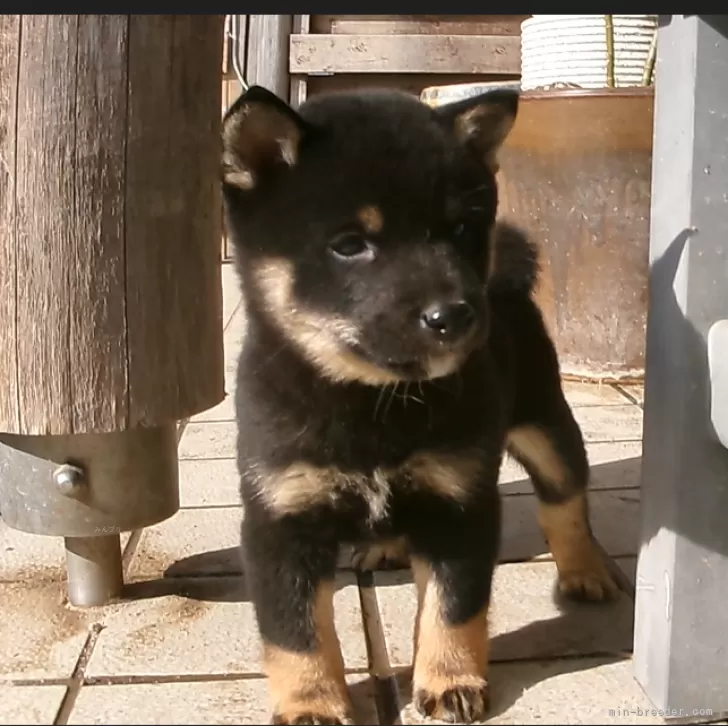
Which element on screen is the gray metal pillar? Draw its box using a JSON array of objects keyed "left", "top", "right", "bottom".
[
  {"left": 634, "top": 14, "right": 728, "bottom": 721},
  {"left": 0, "top": 425, "right": 179, "bottom": 607}
]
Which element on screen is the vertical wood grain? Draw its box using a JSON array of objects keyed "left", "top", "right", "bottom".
[
  {"left": 247, "top": 14, "right": 291, "bottom": 97},
  {"left": 15, "top": 15, "right": 78, "bottom": 434},
  {"left": 2, "top": 14, "right": 225, "bottom": 434},
  {"left": 0, "top": 15, "right": 20, "bottom": 432},
  {"left": 125, "top": 15, "right": 225, "bottom": 427},
  {"left": 71, "top": 14, "right": 129, "bottom": 432}
]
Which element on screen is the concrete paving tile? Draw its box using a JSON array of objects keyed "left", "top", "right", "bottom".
[
  {"left": 398, "top": 656, "right": 659, "bottom": 725},
  {"left": 375, "top": 559, "right": 634, "bottom": 669},
  {"left": 178, "top": 422, "right": 237, "bottom": 460},
  {"left": 131, "top": 506, "right": 375, "bottom": 580},
  {"left": 85, "top": 574, "right": 368, "bottom": 677},
  {"left": 189, "top": 387, "right": 236, "bottom": 423},
  {"left": 0, "top": 684, "right": 67, "bottom": 725},
  {"left": 178, "top": 459, "right": 241, "bottom": 509},
  {"left": 71, "top": 673, "right": 377, "bottom": 724},
  {"left": 573, "top": 405, "right": 643, "bottom": 443},
  {"left": 128, "top": 507, "right": 242, "bottom": 581},
  {"left": 501, "top": 490, "right": 640, "bottom": 563},
  {"left": 618, "top": 556, "right": 637, "bottom": 589},
  {"left": 0, "top": 521, "right": 67, "bottom": 583},
  {"left": 0, "top": 581, "right": 92, "bottom": 680},
  {"left": 618, "top": 383, "right": 645, "bottom": 406},
  {"left": 220, "top": 262, "right": 242, "bottom": 328},
  {"left": 191, "top": 301, "right": 243, "bottom": 423},
  {"left": 138, "top": 488, "right": 637, "bottom": 580},
  {"left": 220, "top": 306, "right": 246, "bottom": 386},
  {"left": 562, "top": 381, "right": 630, "bottom": 406},
  {"left": 499, "top": 440, "right": 642, "bottom": 495}
]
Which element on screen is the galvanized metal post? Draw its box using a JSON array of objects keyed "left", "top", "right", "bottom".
[
  {"left": 634, "top": 14, "right": 728, "bottom": 720},
  {"left": 0, "top": 426, "right": 179, "bottom": 607}
]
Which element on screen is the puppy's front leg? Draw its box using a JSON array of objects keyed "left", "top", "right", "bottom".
[
  {"left": 242, "top": 516, "right": 352, "bottom": 725},
  {"left": 409, "top": 486, "right": 501, "bottom": 724}
]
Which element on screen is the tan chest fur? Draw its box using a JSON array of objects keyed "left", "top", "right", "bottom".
[{"left": 251, "top": 450, "right": 485, "bottom": 522}]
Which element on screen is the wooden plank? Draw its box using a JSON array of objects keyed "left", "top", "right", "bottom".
[
  {"left": 221, "top": 76, "right": 244, "bottom": 261},
  {"left": 0, "top": 15, "right": 20, "bottom": 432},
  {"left": 290, "top": 34, "right": 521, "bottom": 75},
  {"left": 15, "top": 15, "right": 78, "bottom": 434},
  {"left": 247, "top": 14, "right": 291, "bottom": 96},
  {"left": 70, "top": 14, "right": 129, "bottom": 432},
  {"left": 290, "top": 15, "right": 310, "bottom": 106},
  {"left": 222, "top": 16, "right": 229, "bottom": 74},
  {"left": 306, "top": 71, "right": 521, "bottom": 99},
  {"left": 166, "top": 15, "right": 225, "bottom": 420},
  {"left": 312, "top": 14, "right": 528, "bottom": 36},
  {"left": 125, "top": 15, "right": 225, "bottom": 427},
  {"left": 125, "top": 15, "right": 177, "bottom": 427}
]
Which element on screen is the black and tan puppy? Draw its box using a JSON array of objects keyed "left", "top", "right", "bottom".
[{"left": 221, "top": 85, "right": 618, "bottom": 725}]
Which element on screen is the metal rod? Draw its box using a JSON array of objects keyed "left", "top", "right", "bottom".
[
  {"left": 64, "top": 534, "right": 123, "bottom": 607},
  {"left": 605, "top": 15, "right": 616, "bottom": 88},
  {"left": 642, "top": 27, "right": 658, "bottom": 87}
]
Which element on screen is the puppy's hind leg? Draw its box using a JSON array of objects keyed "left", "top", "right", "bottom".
[
  {"left": 350, "top": 536, "right": 410, "bottom": 571},
  {"left": 242, "top": 514, "right": 353, "bottom": 725},
  {"left": 506, "top": 400, "right": 620, "bottom": 602}
]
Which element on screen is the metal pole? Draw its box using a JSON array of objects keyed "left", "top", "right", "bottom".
[{"left": 64, "top": 535, "right": 124, "bottom": 607}]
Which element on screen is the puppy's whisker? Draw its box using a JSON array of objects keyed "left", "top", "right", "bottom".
[
  {"left": 400, "top": 382, "right": 424, "bottom": 406},
  {"left": 383, "top": 382, "right": 398, "bottom": 423},
  {"left": 373, "top": 385, "right": 388, "bottom": 422},
  {"left": 462, "top": 183, "right": 491, "bottom": 199}
]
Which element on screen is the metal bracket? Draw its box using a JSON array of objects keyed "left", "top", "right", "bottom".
[{"left": 708, "top": 319, "right": 728, "bottom": 449}]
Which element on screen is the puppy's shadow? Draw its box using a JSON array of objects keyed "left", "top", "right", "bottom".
[
  {"left": 389, "top": 602, "right": 628, "bottom": 722},
  {"left": 375, "top": 569, "right": 632, "bottom": 722},
  {"left": 122, "top": 548, "right": 354, "bottom": 603},
  {"left": 125, "top": 552, "right": 631, "bottom": 722},
  {"left": 391, "top": 648, "right": 625, "bottom": 723},
  {"left": 122, "top": 571, "right": 249, "bottom": 603}
]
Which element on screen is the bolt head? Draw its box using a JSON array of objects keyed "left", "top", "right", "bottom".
[{"left": 53, "top": 464, "right": 87, "bottom": 498}]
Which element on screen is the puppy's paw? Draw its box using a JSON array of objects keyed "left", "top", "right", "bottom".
[
  {"left": 558, "top": 557, "right": 620, "bottom": 602},
  {"left": 413, "top": 678, "right": 490, "bottom": 724},
  {"left": 271, "top": 684, "right": 353, "bottom": 726},
  {"left": 272, "top": 711, "right": 353, "bottom": 725},
  {"left": 351, "top": 538, "right": 410, "bottom": 571}
]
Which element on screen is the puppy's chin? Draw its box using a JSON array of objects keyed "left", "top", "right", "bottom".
[
  {"left": 424, "top": 352, "right": 464, "bottom": 381},
  {"left": 344, "top": 344, "right": 467, "bottom": 384}
]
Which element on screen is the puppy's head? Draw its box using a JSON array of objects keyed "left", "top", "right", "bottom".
[{"left": 222, "top": 85, "right": 518, "bottom": 386}]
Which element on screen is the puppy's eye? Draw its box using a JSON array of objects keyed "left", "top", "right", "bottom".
[{"left": 328, "top": 234, "right": 376, "bottom": 262}]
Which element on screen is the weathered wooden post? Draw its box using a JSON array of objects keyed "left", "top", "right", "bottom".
[{"left": 0, "top": 15, "right": 225, "bottom": 606}]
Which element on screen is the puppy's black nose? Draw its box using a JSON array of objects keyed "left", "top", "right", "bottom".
[{"left": 420, "top": 301, "right": 476, "bottom": 342}]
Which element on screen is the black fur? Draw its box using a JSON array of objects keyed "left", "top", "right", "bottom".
[{"left": 222, "top": 85, "right": 612, "bottom": 725}]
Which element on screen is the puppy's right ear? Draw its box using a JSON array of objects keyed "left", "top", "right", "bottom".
[{"left": 222, "top": 85, "right": 307, "bottom": 191}]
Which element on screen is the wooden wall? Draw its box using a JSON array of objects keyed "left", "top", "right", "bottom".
[{"left": 293, "top": 15, "right": 527, "bottom": 101}]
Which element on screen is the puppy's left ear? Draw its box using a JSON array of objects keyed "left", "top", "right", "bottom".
[
  {"left": 434, "top": 89, "right": 519, "bottom": 173},
  {"left": 222, "top": 85, "right": 308, "bottom": 191}
]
